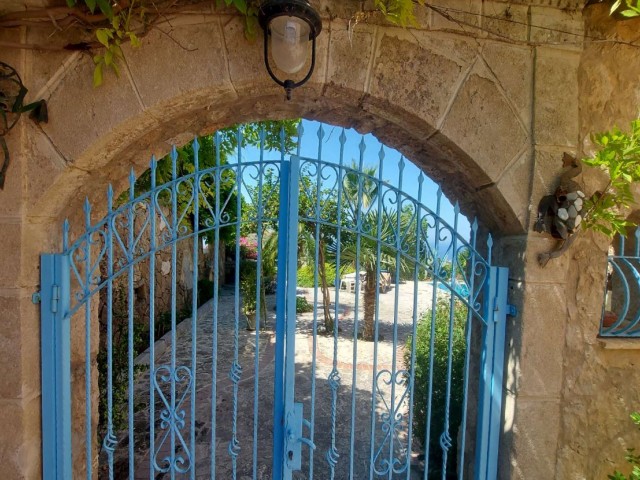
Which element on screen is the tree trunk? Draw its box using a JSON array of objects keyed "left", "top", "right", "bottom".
[
  {"left": 362, "top": 267, "right": 377, "bottom": 341},
  {"left": 317, "top": 239, "right": 334, "bottom": 333}
]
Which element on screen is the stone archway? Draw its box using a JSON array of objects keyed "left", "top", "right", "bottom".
[{"left": 1, "top": 3, "right": 593, "bottom": 479}]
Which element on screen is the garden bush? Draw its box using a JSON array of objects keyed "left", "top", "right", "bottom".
[
  {"left": 404, "top": 299, "right": 468, "bottom": 478},
  {"left": 609, "top": 412, "right": 640, "bottom": 480},
  {"left": 297, "top": 262, "right": 336, "bottom": 288}
]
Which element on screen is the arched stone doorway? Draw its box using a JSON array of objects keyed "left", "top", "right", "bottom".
[{"left": 2, "top": 3, "right": 590, "bottom": 479}]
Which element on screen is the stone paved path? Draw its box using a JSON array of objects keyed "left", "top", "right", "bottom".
[{"left": 104, "top": 281, "right": 441, "bottom": 479}]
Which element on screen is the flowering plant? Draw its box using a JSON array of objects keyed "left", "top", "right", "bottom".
[{"left": 239, "top": 237, "right": 258, "bottom": 260}]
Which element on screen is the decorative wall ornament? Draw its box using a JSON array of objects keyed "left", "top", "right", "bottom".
[
  {"left": 0, "top": 62, "right": 48, "bottom": 190},
  {"left": 534, "top": 153, "right": 585, "bottom": 266}
]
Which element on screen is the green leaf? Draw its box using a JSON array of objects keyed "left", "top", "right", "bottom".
[
  {"left": 96, "top": 28, "right": 111, "bottom": 48},
  {"left": 128, "top": 32, "right": 142, "bottom": 48},
  {"left": 66, "top": 0, "right": 76, "bottom": 7},
  {"left": 610, "top": 0, "right": 623, "bottom": 14},
  {"left": 85, "top": 0, "right": 97, "bottom": 13},
  {"left": 93, "top": 62, "right": 104, "bottom": 87},
  {"left": 232, "top": 0, "right": 247, "bottom": 14},
  {"left": 621, "top": 8, "right": 640, "bottom": 17},
  {"left": 96, "top": 0, "right": 114, "bottom": 19}
]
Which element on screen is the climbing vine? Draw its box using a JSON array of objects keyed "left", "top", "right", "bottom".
[{"left": 1, "top": 1, "right": 425, "bottom": 86}]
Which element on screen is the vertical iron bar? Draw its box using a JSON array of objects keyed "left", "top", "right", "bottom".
[
  {"left": 387, "top": 157, "right": 405, "bottom": 480},
  {"left": 423, "top": 189, "right": 443, "bottom": 480},
  {"left": 210, "top": 133, "right": 222, "bottom": 479},
  {"left": 441, "top": 203, "right": 460, "bottom": 478},
  {"left": 106, "top": 185, "right": 115, "bottom": 480},
  {"left": 283, "top": 154, "right": 301, "bottom": 480},
  {"left": 309, "top": 121, "right": 319, "bottom": 480},
  {"left": 348, "top": 137, "right": 366, "bottom": 479},
  {"left": 252, "top": 127, "right": 267, "bottom": 480},
  {"left": 327, "top": 126, "right": 343, "bottom": 480},
  {"left": 149, "top": 157, "right": 158, "bottom": 480},
  {"left": 170, "top": 148, "right": 178, "bottom": 480},
  {"left": 230, "top": 128, "right": 243, "bottom": 479},
  {"left": 84, "top": 198, "right": 93, "bottom": 480},
  {"left": 272, "top": 157, "right": 291, "bottom": 480},
  {"left": 405, "top": 174, "right": 424, "bottom": 480},
  {"left": 127, "top": 170, "right": 136, "bottom": 479},
  {"left": 40, "top": 253, "right": 72, "bottom": 480},
  {"left": 190, "top": 138, "right": 200, "bottom": 480},
  {"left": 474, "top": 266, "right": 508, "bottom": 480},
  {"left": 368, "top": 146, "right": 385, "bottom": 480},
  {"left": 457, "top": 219, "right": 479, "bottom": 480}
]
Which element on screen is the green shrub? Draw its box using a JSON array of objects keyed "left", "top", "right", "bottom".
[
  {"left": 609, "top": 412, "right": 640, "bottom": 480},
  {"left": 404, "top": 299, "right": 468, "bottom": 478},
  {"left": 295, "top": 296, "right": 313, "bottom": 313},
  {"left": 297, "top": 263, "right": 337, "bottom": 288}
]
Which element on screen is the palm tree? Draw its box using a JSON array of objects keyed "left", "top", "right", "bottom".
[{"left": 330, "top": 162, "right": 412, "bottom": 341}]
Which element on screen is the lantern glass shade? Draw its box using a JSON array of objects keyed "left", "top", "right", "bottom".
[{"left": 269, "top": 15, "right": 311, "bottom": 74}]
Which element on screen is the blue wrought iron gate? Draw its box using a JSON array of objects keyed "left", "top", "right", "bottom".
[{"left": 39, "top": 123, "right": 511, "bottom": 480}]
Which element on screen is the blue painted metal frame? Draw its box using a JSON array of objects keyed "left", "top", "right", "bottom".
[
  {"left": 38, "top": 123, "right": 513, "bottom": 480},
  {"left": 600, "top": 227, "right": 640, "bottom": 337},
  {"left": 40, "top": 254, "right": 72, "bottom": 480},
  {"left": 475, "top": 266, "right": 509, "bottom": 480}
]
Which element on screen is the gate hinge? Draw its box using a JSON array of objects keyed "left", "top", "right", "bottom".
[
  {"left": 51, "top": 285, "right": 60, "bottom": 314},
  {"left": 507, "top": 304, "right": 517, "bottom": 317},
  {"left": 32, "top": 291, "right": 41, "bottom": 304}
]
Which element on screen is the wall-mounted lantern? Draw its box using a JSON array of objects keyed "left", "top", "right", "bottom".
[{"left": 258, "top": 0, "right": 322, "bottom": 100}]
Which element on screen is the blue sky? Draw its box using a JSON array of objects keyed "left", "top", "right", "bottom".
[{"left": 241, "top": 119, "right": 470, "bottom": 241}]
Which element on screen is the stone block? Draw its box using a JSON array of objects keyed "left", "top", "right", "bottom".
[
  {"left": 0, "top": 400, "right": 26, "bottom": 478},
  {"left": 530, "top": 6, "right": 583, "bottom": 47},
  {"left": 481, "top": 2, "right": 529, "bottom": 42},
  {"left": 40, "top": 55, "right": 143, "bottom": 162},
  {"left": 19, "top": 292, "right": 41, "bottom": 401},
  {"left": 0, "top": 126, "right": 24, "bottom": 218},
  {"left": 429, "top": 0, "right": 481, "bottom": 33},
  {"left": 124, "top": 20, "right": 234, "bottom": 112},
  {"left": 0, "top": 292, "right": 24, "bottom": 399},
  {"left": 534, "top": 48, "right": 579, "bottom": 147},
  {"left": 496, "top": 149, "right": 534, "bottom": 229},
  {"left": 441, "top": 73, "right": 528, "bottom": 183},
  {"left": 500, "top": 397, "right": 561, "bottom": 480},
  {"left": 24, "top": 122, "right": 67, "bottom": 212},
  {"left": 23, "top": 26, "right": 84, "bottom": 98},
  {"left": 325, "top": 21, "right": 374, "bottom": 98},
  {"left": 481, "top": 42, "right": 533, "bottom": 128},
  {"left": 511, "top": 282, "right": 567, "bottom": 397},
  {"left": 0, "top": 222, "right": 21, "bottom": 289},
  {"left": 369, "top": 31, "right": 469, "bottom": 128}
]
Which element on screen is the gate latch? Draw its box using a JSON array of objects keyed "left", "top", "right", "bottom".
[{"left": 284, "top": 402, "right": 315, "bottom": 471}]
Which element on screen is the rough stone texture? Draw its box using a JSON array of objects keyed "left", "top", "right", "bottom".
[
  {"left": 534, "top": 47, "right": 580, "bottom": 148},
  {"left": 554, "top": 9, "right": 640, "bottom": 479},
  {"left": 500, "top": 398, "right": 561, "bottom": 480},
  {"left": 1, "top": 2, "right": 638, "bottom": 479},
  {"left": 441, "top": 70, "right": 528, "bottom": 183},
  {"left": 482, "top": 2, "right": 530, "bottom": 42},
  {"left": 530, "top": 6, "right": 584, "bottom": 47},
  {"left": 369, "top": 31, "right": 470, "bottom": 128},
  {"left": 325, "top": 21, "right": 375, "bottom": 98},
  {"left": 125, "top": 20, "right": 232, "bottom": 109},
  {"left": 481, "top": 42, "right": 533, "bottom": 129}
]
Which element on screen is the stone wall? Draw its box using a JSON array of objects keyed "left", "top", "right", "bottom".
[
  {"left": 554, "top": 6, "right": 640, "bottom": 479},
  {"left": 0, "top": 1, "right": 638, "bottom": 478}
]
